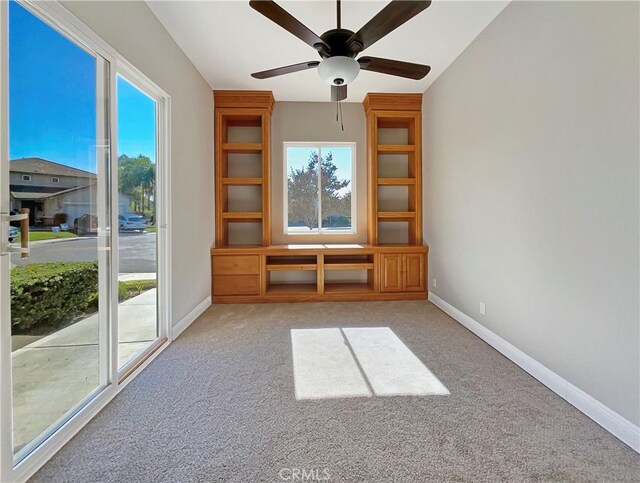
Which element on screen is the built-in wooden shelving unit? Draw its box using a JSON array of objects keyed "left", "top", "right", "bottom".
[
  {"left": 214, "top": 90, "right": 274, "bottom": 247},
  {"left": 211, "top": 91, "right": 428, "bottom": 303},
  {"left": 364, "top": 93, "right": 423, "bottom": 246}
]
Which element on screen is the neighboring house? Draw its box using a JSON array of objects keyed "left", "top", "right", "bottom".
[{"left": 10, "top": 157, "right": 131, "bottom": 226}]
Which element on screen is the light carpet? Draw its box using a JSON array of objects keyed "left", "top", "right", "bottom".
[{"left": 32, "top": 301, "right": 639, "bottom": 482}]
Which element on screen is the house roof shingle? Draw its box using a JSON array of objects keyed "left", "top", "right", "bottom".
[{"left": 10, "top": 158, "right": 96, "bottom": 178}]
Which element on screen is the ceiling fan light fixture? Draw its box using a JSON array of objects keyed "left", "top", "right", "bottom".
[{"left": 317, "top": 56, "right": 360, "bottom": 86}]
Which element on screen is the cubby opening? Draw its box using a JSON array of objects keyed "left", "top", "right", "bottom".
[
  {"left": 266, "top": 255, "right": 317, "bottom": 269},
  {"left": 226, "top": 153, "right": 262, "bottom": 178},
  {"left": 323, "top": 254, "right": 374, "bottom": 268},
  {"left": 266, "top": 255, "right": 318, "bottom": 295},
  {"left": 267, "top": 270, "right": 318, "bottom": 295},
  {"left": 226, "top": 185, "right": 262, "bottom": 212},
  {"left": 378, "top": 221, "right": 410, "bottom": 245},
  {"left": 324, "top": 269, "right": 374, "bottom": 294},
  {"left": 378, "top": 154, "right": 410, "bottom": 178},
  {"left": 377, "top": 127, "right": 409, "bottom": 145},
  {"left": 226, "top": 222, "right": 262, "bottom": 246},
  {"left": 226, "top": 124, "right": 262, "bottom": 143},
  {"left": 378, "top": 186, "right": 409, "bottom": 212}
]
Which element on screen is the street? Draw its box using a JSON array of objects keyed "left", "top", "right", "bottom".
[{"left": 11, "top": 232, "right": 157, "bottom": 273}]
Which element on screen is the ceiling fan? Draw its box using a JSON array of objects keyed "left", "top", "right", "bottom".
[{"left": 250, "top": 0, "right": 432, "bottom": 101}]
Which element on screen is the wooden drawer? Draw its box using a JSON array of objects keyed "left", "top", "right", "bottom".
[
  {"left": 213, "top": 275, "right": 260, "bottom": 296},
  {"left": 212, "top": 255, "right": 260, "bottom": 275}
]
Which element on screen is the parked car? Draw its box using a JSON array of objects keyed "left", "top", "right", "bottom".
[
  {"left": 8, "top": 226, "right": 19, "bottom": 243},
  {"left": 74, "top": 214, "right": 98, "bottom": 236},
  {"left": 118, "top": 213, "right": 147, "bottom": 232}
]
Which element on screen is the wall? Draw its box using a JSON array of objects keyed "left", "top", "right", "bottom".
[
  {"left": 61, "top": 1, "right": 214, "bottom": 326},
  {"left": 271, "top": 101, "right": 366, "bottom": 244},
  {"left": 423, "top": 1, "right": 639, "bottom": 425}
]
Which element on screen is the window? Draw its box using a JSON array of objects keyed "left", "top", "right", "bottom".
[
  {"left": 284, "top": 143, "right": 355, "bottom": 234},
  {"left": 51, "top": 176, "right": 59, "bottom": 183},
  {"left": 21, "top": 175, "right": 30, "bottom": 181}
]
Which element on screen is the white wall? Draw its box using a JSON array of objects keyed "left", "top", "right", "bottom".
[
  {"left": 271, "top": 101, "right": 366, "bottom": 244},
  {"left": 424, "top": 1, "right": 639, "bottom": 426},
  {"left": 61, "top": 1, "right": 214, "bottom": 326}
]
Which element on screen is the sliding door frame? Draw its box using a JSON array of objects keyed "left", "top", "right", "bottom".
[
  {"left": 0, "top": 2, "right": 172, "bottom": 481},
  {"left": 113, "top": 65, "right": 172, "bottom": 379}
]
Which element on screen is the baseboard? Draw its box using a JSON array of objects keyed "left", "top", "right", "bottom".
[
  {"left": 428, "top": 292, "right": 640, "bottom": 453},
  {"left": 171, "top": 296, "right": 211, "bottom": 340}
]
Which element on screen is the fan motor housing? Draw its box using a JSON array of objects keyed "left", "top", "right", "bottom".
[{"left": 316, "top": 29, "right": 358, "bottom": 58}]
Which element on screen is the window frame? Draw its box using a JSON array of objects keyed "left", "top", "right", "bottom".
[
  {"left": 50, "top": 176, "right": 59, "bottom": 183},
  {"left": 283, "top": 141, "right": 356, "bottom": 236},
  {"left": 21, "top": 174, "right": 30, "bottom": 182}
]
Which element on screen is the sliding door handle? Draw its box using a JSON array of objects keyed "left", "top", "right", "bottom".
[
  {"left": 19, "top": 208, "right": 29, "bottom": 259},
  {"left": 1, "top": 210, "right": 30, "bottom": 258}
]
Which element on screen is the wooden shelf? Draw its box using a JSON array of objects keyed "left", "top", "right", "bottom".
[
  {"left": 222, "top": 178, "right": 263, "bottom": 185},
  {"left": 215, "top": 91, "right": 273, "bottom": 248},
  {"left": 377, "top": 144, "right": 415, "bottom": 154},
  {"left": 324, "top": 259, "right": 374, "bottom": 270},
  {"left": 378, "top": 178, "right": 416, "bottom": 186},
  {"left": 222, "top": 212, "right": 263, "bottom": 222},
  {"left": 324, "top": 283, "right": 375, "bottom": 294},
  {"left": 266, "top": 263, "right": 317, "bottom": 271},
  {"left": 222, "top": 143, "right": 262, "bottom": 153},
  {"left": 266, "top": 284, "right": 317, "bottom": 295},
  {"left": 377, "top": 211, "right": 416, "bottom": 220}
]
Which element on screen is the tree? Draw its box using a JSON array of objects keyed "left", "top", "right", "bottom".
[
  {"left": 287, "top": 150, "right": 351, "bottom": 230},
  {"left": 118, "top": 154, "right": 155, "bottom": 216}
]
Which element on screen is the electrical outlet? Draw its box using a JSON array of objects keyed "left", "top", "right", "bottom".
[
  {"left": 480, "top": 302, "right": 486, "bottom": 316},
  {"left": 432, "top": 278, "right": 437, "bottom": 288}
]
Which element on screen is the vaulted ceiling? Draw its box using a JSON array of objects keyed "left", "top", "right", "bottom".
[{"left": 147, "top": 1, "right": 509, "bottom": 102}]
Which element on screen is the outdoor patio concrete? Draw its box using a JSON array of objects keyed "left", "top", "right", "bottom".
[{"left": 11, "top": 289, "right": 157, "bottom": 453}]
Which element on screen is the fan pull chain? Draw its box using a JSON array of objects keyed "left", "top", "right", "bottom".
[{"left": 336, "top": 100, "right": 344, "bottom": 132}]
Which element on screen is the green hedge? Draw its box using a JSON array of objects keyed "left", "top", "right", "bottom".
[{"left": 10, "top": 262, "right": 98, "bottom": 332}]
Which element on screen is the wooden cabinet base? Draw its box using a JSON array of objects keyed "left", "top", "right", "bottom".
[{"left": 211, "top": 244, "right": 428, "bottom": 304}]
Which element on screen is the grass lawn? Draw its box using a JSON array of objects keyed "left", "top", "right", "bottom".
[
  {"left": 145, "top": 226, "right": 157, "bottom": 233},
  {"left": 119, "top": 279, "right": 157, "bottom": 302},
  {"left": 28, "top": 231, "right": 78, "bottom": 242}
]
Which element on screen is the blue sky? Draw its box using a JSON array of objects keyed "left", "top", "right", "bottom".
[{"left": 9, "top": 2, "right": 155, "bottom": 173}]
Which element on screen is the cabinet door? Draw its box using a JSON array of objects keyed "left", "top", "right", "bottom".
[
  {"left": 380, "top": 254, "right": 403, "bottom": 292},
  {"left": 403, "top": 253, "right": 426, "bottom": 292}
]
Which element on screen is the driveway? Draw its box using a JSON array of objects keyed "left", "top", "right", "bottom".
[{"left": 11, "top": 232, "right": 157, "bottom": 273}]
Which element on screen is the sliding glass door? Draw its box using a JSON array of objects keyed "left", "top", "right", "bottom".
[
  {"left": 3, "top": 1, "right": 111, "bottom": 462},
  {"left": 0, "top": 2, "right": 169, "bottom": 477},
  {"left": 116, "top": 75, "right": 161, "bottom": 371}
]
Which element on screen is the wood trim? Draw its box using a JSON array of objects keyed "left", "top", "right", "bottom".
[
  {"left": 222, "top": 177, "right": 262, "bottom": 185},
  {"left": 378, "top": 178, "right": 416, "bottom": 186},
  {"left": 212, "top": 291, "right": 427, "bottom": 304},
  {"left": 377, "top": 144, "right": 415, "bottom": 154},
  {"left": 221, "top": 143, "right": 262, "bottom": 153},
  {"left": 213, "top": 90, "right": 275, "bottom": 112},
  {"left": 363, "top": 93, "right": 423, "bottom": 114}
]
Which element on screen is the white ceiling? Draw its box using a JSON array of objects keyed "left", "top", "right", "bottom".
[{"left": 147, "top": 0, "right": 510, "bottom": 103}]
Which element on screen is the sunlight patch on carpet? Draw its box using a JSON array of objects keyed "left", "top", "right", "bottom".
[
  {"left": 343, "top": 327, "right": 450, "bottom": 396},
  {"left": 291, "top": 328, "right": 372, "bottom": 400},
  {"left": 291, "top": 327, "right": 449, "bottom": 400}
]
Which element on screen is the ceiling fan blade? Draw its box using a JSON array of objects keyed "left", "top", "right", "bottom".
[
  {"left": 348, "top": 1, "right": 431, "bottom": 54},
  {"left": 331, "top": 85, "right": 347, "bottom": 102},
  {"left": 358, "top": 57, "right": 431, "bottom": 80},
  {"left": 252, "top": 61, "right": 320, "bottom": 79},
  {"left": 250, "top": 0, "right": 329, "bottom": 54}
]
